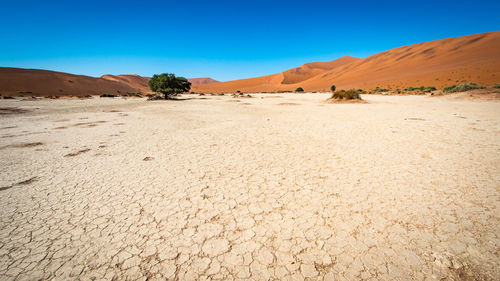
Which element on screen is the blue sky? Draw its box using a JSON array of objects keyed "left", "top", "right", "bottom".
[{"left": 1, "top": 0, "right": 499, "bottom": 81}]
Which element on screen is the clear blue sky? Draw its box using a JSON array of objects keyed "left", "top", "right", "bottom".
[{"left": 1, "top": 0, "right": 499, "bottom": 81}]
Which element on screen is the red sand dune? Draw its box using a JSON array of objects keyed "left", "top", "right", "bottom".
[
  {"left": 191, "top": 56, "right": 359, "bottom": 93},
  {"left": 189, "top": 77, "right": 219, "bottom": 85},
  {"left": 193, "top": 31, "right": 500, "bottom": 92},
  {"left": 0, "top": 68, "right": 151, "bottom": 97},
  {"left": 0, "top": 68, "right": 223, "bottom": 97},
  {"left": 281, "top": 56, "right": 361, "bottom": 85}
]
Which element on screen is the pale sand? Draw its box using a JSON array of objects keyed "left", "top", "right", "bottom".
[{"left": 0, "top": 94, "right": 499, "bottom": 280}]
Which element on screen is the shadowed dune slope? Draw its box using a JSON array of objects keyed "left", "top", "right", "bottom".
[
  {"left": 100, "top": 74, "right": 151, "bottom": 93},
  {"left": 0, "top": 68, "right": 151, "bottom": 97},
  {"left": 194, "top": 31, "right": 500, "bottom": 92}
]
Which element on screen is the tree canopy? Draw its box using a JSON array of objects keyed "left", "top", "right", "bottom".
[
  {"left": 330, "top": 85, "right": 336, "bottom": 92},
  {"left": 148, "top": 73, "right": 191, "bottom": 99},
  {"left": 295, "top": 87, "right": 304, "bottom": 92}
]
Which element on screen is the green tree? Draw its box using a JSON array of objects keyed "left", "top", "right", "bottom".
[
  {"left": 330, "top": 85, "right": 336, "bottom": 92},
  {"left": 148, "top": 73, "right": 191, "bottom": 99},
  {"left": 295, "top": 87, "right": 304, "bottom": 92}
]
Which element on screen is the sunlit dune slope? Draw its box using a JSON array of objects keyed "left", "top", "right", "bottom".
[{"left": 193, "top": 31, "right": 500, "bottom": 92}]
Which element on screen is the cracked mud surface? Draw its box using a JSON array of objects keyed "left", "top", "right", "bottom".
[{"left": 0, "top": 94, "right": 499, "bottom": 280}]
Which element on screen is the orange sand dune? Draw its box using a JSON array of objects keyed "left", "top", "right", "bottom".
[
  {"left": 0, "top": 68, "right": 151, "bottom": 97},
  {"left": 281, "top": 56, "right": 360, "bottom": 84},
  {"left": 194, "top": 31, "right": 500, "bottom": 92},
  {"left": 0, "top": 68, "right": 226, "bottom": 97},
  {"left": 189, "top": 77, "right": 219, "bottom": 85},
  {"left": 193, "top": 56, "right": 358, "bottom": 93}
]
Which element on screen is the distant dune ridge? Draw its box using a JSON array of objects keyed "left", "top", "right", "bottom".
[
  {"left": 0, "top": 31, "right": 499, "bottom": 96},
  {"left": 188, "top": 77, "right": 219, "bottom": 85}
]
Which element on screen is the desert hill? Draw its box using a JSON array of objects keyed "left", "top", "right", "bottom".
[
  {"left": 0, "top": 68, "right": 228, "bottom": 97},
  {"left": 193, "top": 31, "right": 500, "bottom": 92},
  {"left": 0, "top": 68, "right": 151, "bottom": 97},
  {"left": 189, "top": 78, "right": 219, "bottom": 85}
]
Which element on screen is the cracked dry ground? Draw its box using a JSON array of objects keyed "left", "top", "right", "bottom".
[{"left": 0, "top": 94, "right": 499, "bottom": 280}]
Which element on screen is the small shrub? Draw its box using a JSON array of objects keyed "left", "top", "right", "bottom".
[
  {"left": 277, "top": 90, "right": 292, "bottom": 93},
  {"left": 123, "top": 92, "right": 143, "bottom": 97},
  {"left": 370, "top": 87, "right": 389, "bottom": 93},
  {"left": 295, "top": 87, "right": 304, "bottom": 92},
  {"left": 330, "top": 85, "right": 336, "bottom": 92},
  {"left": 100, "top": 93, "right": 116, "bottom": 98},
  {"left": 443, "top": 83, "right": 485, "bottom": 93},
  {"left": 330, "top": 89, "right": 362, "bottom": 100},
  {"left": 404, "top": 86, "right": 436, "bottom": 93},
  {"left": 493, "top": 84, "right": 500, "bottom": 89}
]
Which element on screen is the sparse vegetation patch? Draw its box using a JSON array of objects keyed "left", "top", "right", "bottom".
[
  {"left": 405, "top": 86, "right": 436, "bottom": 93},
  {"left": 148, "top": 73, "right": 191, "bottom": 99},
  {"left": 327, "top": 89, "right": 365, "bottom": 103},
  {"left": 370, "top": 87, "right": 390, "bottom": 93},
  {"left": 332, "top": 89, "right": 362, "bottom": 100},
  {"left": 443, "top": 83, "right": 485, "bottom": 93}
]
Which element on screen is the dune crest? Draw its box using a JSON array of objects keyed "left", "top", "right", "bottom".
[
  {"left": 281, "top": 56, "right": 361, "bottom": 84},
  {"left": 189, "top": 77, "right": 219, "bottom": 85}
]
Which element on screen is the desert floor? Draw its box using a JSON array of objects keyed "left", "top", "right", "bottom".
[{"left": 0, "top": 93, "right": 499, "bottom": 280}]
